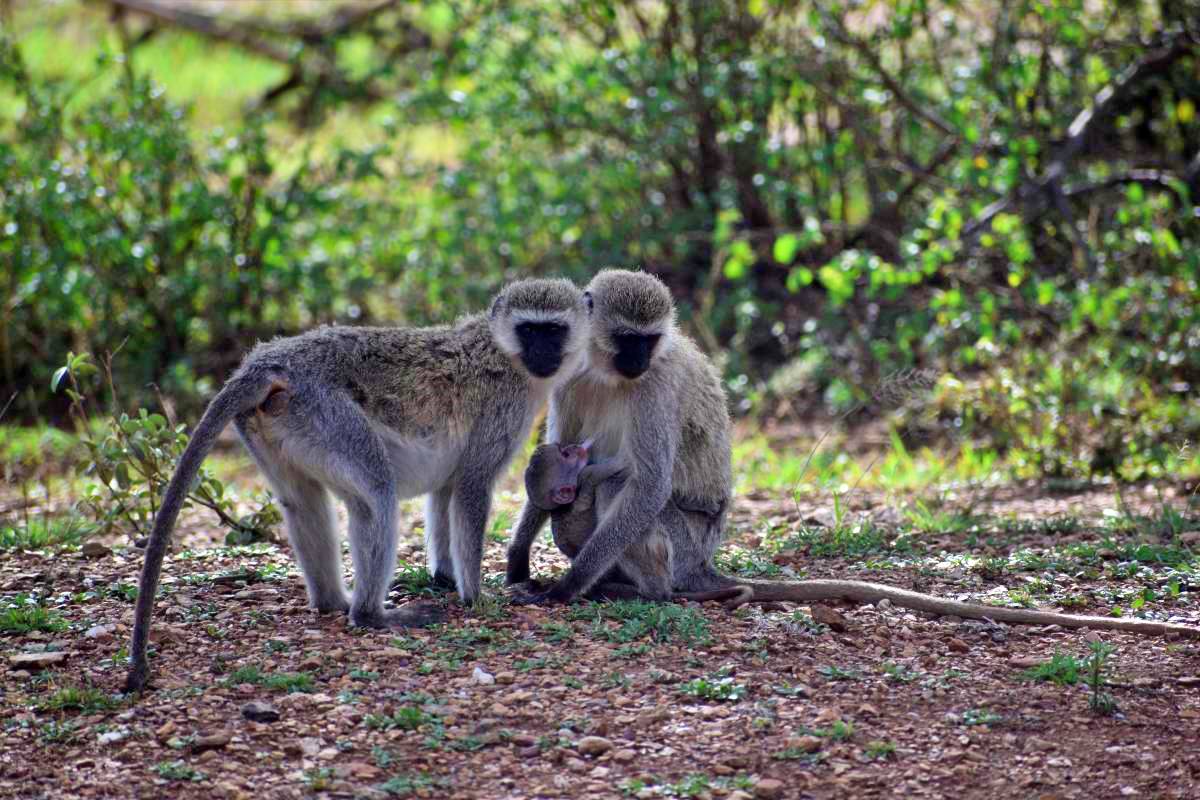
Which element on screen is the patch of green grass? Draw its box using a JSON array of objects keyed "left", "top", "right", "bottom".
[
  {"left": 365, "top": 706, "right": 438, "bottom": 732},
  {"left": 468, "top": 592, "right": 509, "bottom": 621},
  {"left": 439, "top": 625, "right": 508, "bottom": 649},
  {"left": 34, "top": 685, "right": 121, "bottom": 714},
  {"left": 613, "top": 643, "right": 652, "bottom": 659},
  {"left": 571, "top": 599, "right": 711, "bottom": 646},
  {"left": 304, "top": 767, "right": 334, "bottom": 791},
  {"left": 0, "top": 515, "right": 97, "bottom": 551},
  {"left": 905, "top": 500, "right": 980, "bottom": 535},
  {"left": 958, "top": 708, "right": 1003, "bottom": 727},
  {"left": 1105, "top": 496, "right": 1200, "bottom": 541},
  {"left": 510, "top": 656, "right": 547, "bottom": 672},
  {"left": 667, "top": 774, "right": 713, "bottom": 799},
  {"left": 153, "top": 760, "right": 206, "bottom": 782},
  {"left": 773, "top": 746, "right": 821, "bottom": 762},
  {"left": 714, "top": 547, "right": 784, "bottom": 578},
  {"left": 391, "top": 561, "right": 442, "bottom": 597},
  {"left": 880, "top": 662, "right": 919, "bottom": 683},
  {"left": 1085, "top": 641, "right": 1118, "bottom": 716},
  {"left": 0, "top": 596, "right": 68, "bottom": 634},
  {"left": 39, "top": 719, "right": 80, "bottom": 745},
  {"left": 864, "top": 739, "right": 896, "bottom": 760},
  {"left": 814, "top": 720, "right": 855, "bottom": 740},
  {"left": 224, "top": 665, "right": 265, "bottom": 686},
  {"left": 488, "top": 509, "right": 513, "bottom": 542},
  {"left": 223, "top": 665, "right": 313, "bottom": 693},
  {"left": 539, "top": 621, "right": 574, "bottom": 643},
  {"left": 0, "top": 424, "right": 80, "bottom": 469},
  {"left": 817, "top": 665, "right": 860, "bottom": 682},
  {"left": 264, "top": 672, "right": 314, "bottom": 693},
  {"left": 997, "top": 515, "right": 1082, "bottom": 537},
  {"left": 679, "top": 676, "right": 746, "bottom": 702},
  {"left": 376, "top": 772, "right": 443, "bottom": 796},
  {"left": 735, "top": 428, "right": 1002, "bottom": 495},
  {"left": 779, "top": 519, "right": 904, "bottom": 558}
]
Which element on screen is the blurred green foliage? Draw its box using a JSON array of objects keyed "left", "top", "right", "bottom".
[{"left": 1, "top": 1, "right": 1198, "bottom": 480}]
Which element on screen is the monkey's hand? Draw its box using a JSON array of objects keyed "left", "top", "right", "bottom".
[{"left": 507, "top": 579, "right": 571, "bottom": 606}]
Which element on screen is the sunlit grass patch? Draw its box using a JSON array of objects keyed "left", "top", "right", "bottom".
[
  {"left": 569, "top": 599, "right": 711, "bottom": 647},
  {"left": 734, "top": 430, "right": 1003, "bottom": 496},
  {"left": 33, "top": 684, "right": 122, "bottom": 714},
  {"left": 0, "top": 515, "right": 97, "bottom": 551},
  {"left": 0, "top": 595, "right": 69, "bottom": 634},
  {"left": 774, "top": 519, "right": 911, "bottom": 559}
]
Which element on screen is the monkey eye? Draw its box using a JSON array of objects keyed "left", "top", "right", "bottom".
[{"left": 517, "top": 321, "right": 567, "bottom": 336}]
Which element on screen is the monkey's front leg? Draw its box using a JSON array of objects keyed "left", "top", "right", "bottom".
[{"left": 506, "top": 500, "right": 550, "bottom": 586}]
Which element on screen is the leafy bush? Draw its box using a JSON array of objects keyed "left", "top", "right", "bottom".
[
  {"left": 388, "top": 1, "right": 1200, "bottom": 477},
  {"left": 3, "top": 2, "right": 1198, "bottom": 480},
  {"left": 55, "top": 352, "right": 279, "bottom": 544},
  {"left": 1, "top": 40, "right": 440, "bottom": 420}
]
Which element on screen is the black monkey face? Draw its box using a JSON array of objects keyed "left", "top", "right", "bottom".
[
  {"left": 611, "top": 332, "right": 662, "bottom": 379},
  {"left": 515, "top": 321, "right": 570, "bottom": 378}
]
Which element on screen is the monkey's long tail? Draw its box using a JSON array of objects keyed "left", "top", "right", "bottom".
[
  {"left": 124, "top": 372, "right": 275, "bottom": 693},
  {"left": 685, "top": 569, "right": 1200, "bottom": 638}
]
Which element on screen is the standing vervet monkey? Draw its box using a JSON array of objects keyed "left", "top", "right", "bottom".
[
  {"left": 507, "top": 268, "right": 733, "bottom": 602},
  {"left": 125, "top": 279, "right": 591, "bottom": 691}
]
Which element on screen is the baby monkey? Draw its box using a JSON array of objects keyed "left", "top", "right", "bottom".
[{"left": 524, "top": 442, "right": 1200, "bottom": 638}]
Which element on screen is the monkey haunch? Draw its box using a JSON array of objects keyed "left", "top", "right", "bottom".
[
  {"left": 125, "top": 279, "right": 591, "bottom": 692},
  {"left": 522, "top": 440, "right": 1200, "bottom": 639}
]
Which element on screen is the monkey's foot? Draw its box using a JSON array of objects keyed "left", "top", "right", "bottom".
[
  {"left": 313, "top": 596, "right": 351, "bottom": 614},
  {"left": 351, "top": 600, "right": 447, "bottom": 629},
  {"left": 386, "top": 600, "right": 447, "bottom": 628}
]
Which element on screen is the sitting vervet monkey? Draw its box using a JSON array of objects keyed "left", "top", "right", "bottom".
[
  {"left": 507, "top": 268, "right": 735, "bottom": 603},
  {"left": 523, "top": 441, "right": 1200, "bottom": 638},
  {"left": 125, "top": 278, "right": 591, "bottom": 692}
]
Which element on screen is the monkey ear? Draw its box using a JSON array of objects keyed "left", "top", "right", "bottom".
[
  {"left": 583, "top": 291, "right": 593, "bottom": 314},
  {"left": 489, "top": 295, "right": 503, "bottom": 319}
]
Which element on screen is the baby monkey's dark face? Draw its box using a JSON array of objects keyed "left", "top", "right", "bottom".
[{"left": 526, "top": 440, "right": 591, "bottom": 510}]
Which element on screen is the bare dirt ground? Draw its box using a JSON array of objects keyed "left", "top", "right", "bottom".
[{"left": 2, "top": 475, "right": 1199, "bottom": 800}]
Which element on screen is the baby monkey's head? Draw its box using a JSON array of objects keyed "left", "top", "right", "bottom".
[{"left": 525, "top": 440, "right": 592, "bottom": 511}]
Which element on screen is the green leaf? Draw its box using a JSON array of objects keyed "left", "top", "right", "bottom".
[
  {"left": 818, "top": 265, "right": 855, "bottom": 306},
  {"left": 1036, "top": 281, "right": 1055, "bottom": 305},
  {"left": 724, "top": 240, "right": 754, "bottom": 280},
  {"left": 51, "top": 366, "right": 69, "bottom": 392},
  {"left": 773, "top": 234, "right": 800, "bottom": 265},
  {"left": 115, "top": 462, "right": 131, "bottom": 490},
  {"left": 786, "top": 267, "right": 813, "bottom": 293}
]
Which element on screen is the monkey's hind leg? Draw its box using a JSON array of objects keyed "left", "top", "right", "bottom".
[
  {"left": 237, "top": 415, "right": 349, "bottom": 614},
  {"left": 422, "top": 486, "right": 458, "bottom": 590},
  {"left": 618, "top": 528, "right": 674, "bottom": 601},
  {"left": 271, "top": 390, "right": 444, "bottom": 629}
]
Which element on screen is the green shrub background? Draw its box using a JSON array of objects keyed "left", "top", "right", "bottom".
[{"left": 2, "top": 1, "right": 1197, "bottom": 480}]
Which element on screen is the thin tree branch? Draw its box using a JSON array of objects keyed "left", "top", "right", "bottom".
[
  {"left": 97, "top": 0, "right": 295, "bottom": 63},
  {"left": 964, "top": 31, "right": 1198, "bottom": 241},
  {"left": 831, "top": 19, "right": 958, "bottom": 139}
]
